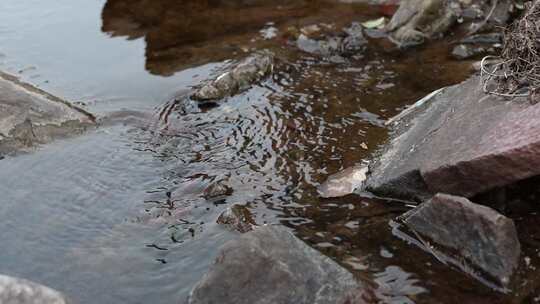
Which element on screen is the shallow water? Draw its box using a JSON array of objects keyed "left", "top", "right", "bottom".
[{"left": 0, "top": 0, "right": 534, "bottom": 303}]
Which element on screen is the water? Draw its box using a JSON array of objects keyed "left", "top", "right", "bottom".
[{"left": 0, "top": 0, "right": 533, "bottom": 303}]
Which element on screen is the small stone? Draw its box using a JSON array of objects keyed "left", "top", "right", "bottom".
[
  {"left": 400, "top": 193, "right": 520, "bottom": 286},
  {"left": 216, "top": 204, "right": 256, "bottom": 233},
  {"left": 318, "top": 164, "right": 369, "bottom": 198}
]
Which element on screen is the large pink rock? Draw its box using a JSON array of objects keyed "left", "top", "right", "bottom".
[
  {"left": 366, "top": 76, "right": 538, "bottom": 200},
  {"left": 423, "top": 100, "right": 540, "bottom": 197}
]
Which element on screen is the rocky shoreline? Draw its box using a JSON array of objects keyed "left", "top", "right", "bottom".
[{"left": 1, "top": 0, "right": 538, "bottom": 302}]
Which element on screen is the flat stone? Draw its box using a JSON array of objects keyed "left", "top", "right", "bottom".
[
  {"left": 191, "top": 51, "right": 273, "bottom": 102},
  {"left": 318, "top": 164, "right": 369, "bottom": 198},
  {"left": 400, "top": 193, "right": 520, "bottom": 286},
  {"left": 366, "top": 76, "right": 535, "bottom": 200},
  {"left": 0, "top": 72, "right": 94, "bottom": 156},
  {"left": 188, "top": 226, "right": 371, "bottom": 304},
  {"left": 217, "top": 204, "right": 256, "bottom": 233},
  {"left": 0, "top": 274, "right": 70, "bottom": 304}
]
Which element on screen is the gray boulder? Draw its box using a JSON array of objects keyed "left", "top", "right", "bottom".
[
  {"left": 191, "top": 51, "right": 273, "bottom": 102},
  {"left": 400, "top": 193, "right": 520, "bottom": 286},
  {"left": 0, "top": 274, "right": 70, "bottom": 304},
  {"left": 0, "top": 72, "right": 94, "bottom": 156},
  {"left": 366, "top": 76, "right": 538, "bottom": 201},
  {"left": 188, "top": 226, "right": 371, "bottom": 304}
]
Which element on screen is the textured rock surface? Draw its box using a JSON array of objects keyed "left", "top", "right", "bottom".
[
  {"left": 0, "top": 275, "right": 70, "bottom": 304},
  {"left": 366, "top": 76, "right": 534, "bottom": 201},
  {"left": 401, "top": 194, "right": 520, "bottom": 285},
  {"left": 386, "top": 0, "right": 456, "bottom": 47},
  {"left": 217, "top": 204, "right": 256, "bottom": 233},
  {"left": 188, "top": 226, "right": 370, "bottom": 304},
  {"left": 386, "top": 0, "right": 510, "bottom": 47},
  {"left": 0, "top": 72, "right": 94, "bottom": 156},
  {"left": 191, "top": 51, "right": 273, "bottom": 102}
]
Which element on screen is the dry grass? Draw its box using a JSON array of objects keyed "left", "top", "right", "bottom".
[{"left": 481, "top": 0, "right": 540, "bottom": 102}]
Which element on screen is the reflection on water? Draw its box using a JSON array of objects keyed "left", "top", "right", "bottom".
[
  {"left": 101, "top": 0, "right": 325, "bottom": 75},
  {"left": 0, "top": 0, "right": 529, "bottom": 303}
]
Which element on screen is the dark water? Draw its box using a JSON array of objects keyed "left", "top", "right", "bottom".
[{"left": 1, "top": 0, "right": 535, "bottom": 303}]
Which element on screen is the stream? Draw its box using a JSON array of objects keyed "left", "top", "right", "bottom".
[{"left": 0, "top": 0, "right": 511, "bottom": 303}]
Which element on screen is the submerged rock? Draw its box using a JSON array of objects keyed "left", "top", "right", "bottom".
[
  {"left": 451, "top": 44, "right": 487, "bottom": 59},
  {"left": 318, "top": 164, "right": 369, "bottom": 198},
  {"left": 216, "top": 204, "right": 256, "bottom": 233},
  {"left": 0, "top": 274, "right": 70, "bottom": 304},
  {"left": 203, "top": 179, "right": 233, "bottom": 200},
  {"left": 296, "top": 34, "right": 345, "bottom": 57},
  {"left": 188, "top": 226, "right": 371, "bottom": 304},
  {"left": 295, "top": 22, "right": 367, "bottom": 57},
  {"left": 400, "top": 193, "right": 520, "bottom": 286},
  {"left": 191, "top": 51, "right": 273, "bottom": 102},
  {"left": 0, "top": 72, "right": 94, "bottom": 156},
  {"left": 366, "top": 76, "right": 540, "bottom": 201}
]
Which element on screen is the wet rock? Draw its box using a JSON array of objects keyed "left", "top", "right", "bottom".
[
  {"left": 295, "top": 22, "right": 367, "bottom": 57},
  {"left": 342, "top": 25, "right": 369, "bottom": 55},
  {"left": 191, "top": 51, "right": 273, "bottom": 102},
  {"left": 386, "top": 0, "right": 509, "bottom": 47},
  {"left": 400, "top": 193, "right": 520, "bottom": 286},
  {"left": 318, "top": 164, "right": 369, "bottom": 198},
  {"left": 366, "top": 76, "right": 540, "bottom": 200},
  {"left": 188, "top": 225, "right": 371, "bottom": 304},
  {"left": 216, "top": 204, "right": 256, "bottom": 233},
  {"left": 296, "top": 34, "right": 345, "bottom": 56},
  {"left": 0, "top": 274, "right": 70, "bottom": 304},
  {"left": 203, "top": 179, "right": 233, "bottom": 200},
  {"left": 386, "top": 0, "right": 457, "bottom": 47},
  {"left": 0, "top": 72, "right": 95, "bottom": 156},
  {"left": 451, "top": 44, "right": 487, "bottom": 59}
]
